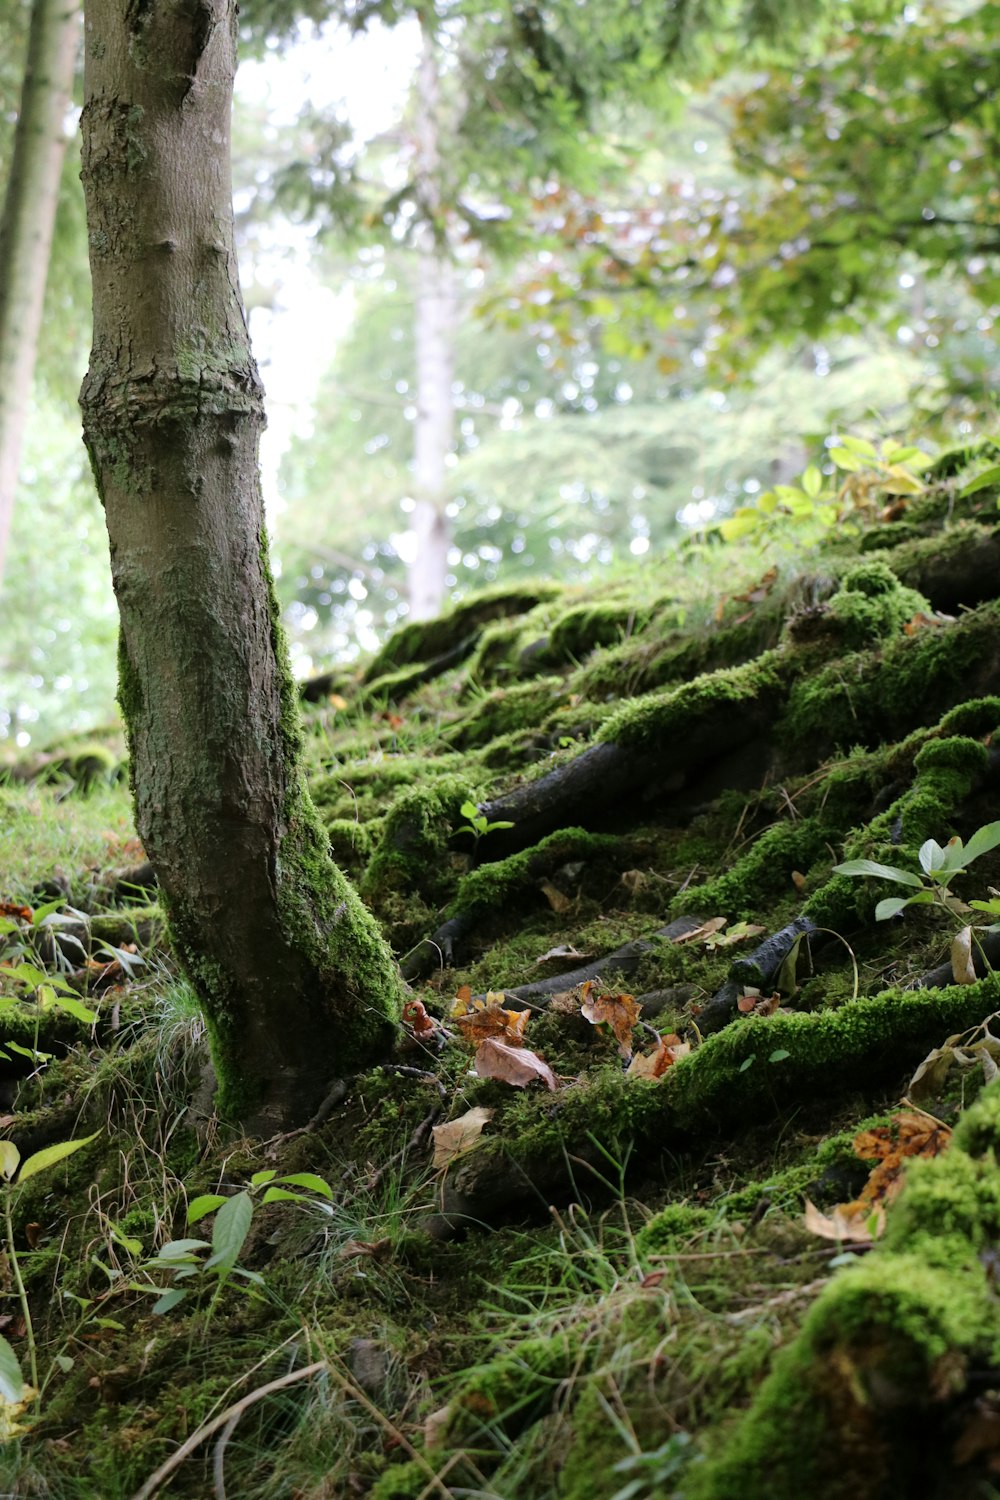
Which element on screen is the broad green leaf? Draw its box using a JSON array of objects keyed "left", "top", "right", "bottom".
[
  {"left": 260, "top": 1187, "right": 311, "bottom": 1205},
  {"left": 829, "top": 448, "right": 864, "bottom": 471},
  {"left": 769, "top": 1049, "right": 791, "bottom": 1063},
  {"left": 960, "top": 821, "right": 1000, "bottom": 866},
  {"left": 151, "top": 1238, "right": 210, "bottom": 1260},
  {"left": 459, "top": 801, "right": 478, "bottom": 820},
  {"left": 919, "top": 839, "right": 947, "bottom": 875},
  {"left": 838, "top": 434, "right": 878, "bottom": 458},
  {"left": 152, "top": 1288, "right": 188, "bottom": 1315},
  {"left": 30, "top": 899, "right": 65, "bottom": 927},
  {"left": 50, "top": 995, "right": 98, "bottom": 1025},
  {"left": 209, "top": 1190, "right": 253, "bottom": 1271},
  {"left": 881, "top": 467, "right": 924, "bottom": 496},
  {"left": 18, "top": 1131, "right": 100, "bottom": 1184},
  {"left": 93, "top": 1318, "right": 126, "bottom": 1331},
  {"left": 485, "top": 820, "right": 516, "bottom": 832},
  {"left": 719, "top": 510, "right": 760, "bottom": 541},
  {"left": 0, "top": 1335, "right": 24, "bottom": 1402},
  {"left": 833, "top": 859, "right": 924, "bottom": 888},
  {"left": 801, "top": 465, "right": 823, "bottom": 497},
  {"left": 969, "top": 899, "right": 1000, "bottom": 916},
  {"left": 739, "top": 1055, "right": 756, "bottom": 1072},
  {"left": 0, "top": 1142, "right": 19, "bottom": 1182},
  {"left": 4, "top": 1042, "right": 52, "bottom": 1062},
  {"left": 959, "top": 465, "right": 1000, "bottom": 498},
  {"left": 274, "top": 1172, "right": 334, "bottom": 1199},
  {"left": 186, "top": 1194, "right": 227, "bottom": 1224},
  {"left": 250, "top": 1169, "right": 277, "bottom": 1187},
  {"left": 54, "top": 1354, "right": 74, "bottom": 1374},
  {"left": 875, "top": 896, "right": 916, "bottom": 921}
]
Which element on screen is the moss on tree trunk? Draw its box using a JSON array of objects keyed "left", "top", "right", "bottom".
[{"left": 78, "top": 0, "right": 401, "bottom": 1131}]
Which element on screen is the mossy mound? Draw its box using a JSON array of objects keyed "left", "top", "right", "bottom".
[{"left": 5, "top": 440, "right": 1000, "bottom": 1495}]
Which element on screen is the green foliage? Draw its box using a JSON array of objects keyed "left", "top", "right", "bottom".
[
  {"left": 131, "top": 1167, "right": 335, "bottom": 1317},
  {"left": 456, "top": 798, "right": 515, "bottom": 846},
  {"left": 834, "top": 820, "right": 1000, "bottom": 923}
]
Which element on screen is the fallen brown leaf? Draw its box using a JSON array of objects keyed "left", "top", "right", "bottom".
[
  {"left": 951, "top": 925, "right": 977, "bottom": 985},
  {"left": 474, "top": 1038, "right": 556, "bottom": 1090},
  {"left": 452, "top": 992, "right": 530, "bottom": 1045},
  {"left": 538, "top": 878, "right": 573, "bottom": 914},
  {"left": 580, "top": 986, "right": 641, "bottom": 1059},
  {"left": 803, "top": 1197, "right": 884, "bottom": 1244},
  {"left": 431, "top": 1107, "right": 494, "bottom": 1168},
  {"left": 627, "top": 1033, "right": 691, "bottom": 1079}
]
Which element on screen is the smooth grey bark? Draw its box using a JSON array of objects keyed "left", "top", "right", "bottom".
[
  {"left": 0, "top": 0, "right": 80, "bottom": 588},
  {"left": 407, "top": 16, "right": 456, "bottom": 622},
  {"left": 78, "top": 0, "right": 401, "bottom": 1132}
]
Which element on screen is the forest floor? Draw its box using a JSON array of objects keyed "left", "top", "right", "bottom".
[{"left": 3, "top": 439, "right": 1000, "bottom": 1499}]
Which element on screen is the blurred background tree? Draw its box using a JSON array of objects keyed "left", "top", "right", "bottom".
[{"left": 0, "top": 0, "right": 994, "bottom": 742}]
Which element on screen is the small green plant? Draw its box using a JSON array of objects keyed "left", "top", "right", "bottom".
[
  {"left": 716, "top": 434, "right": 932, "bottom": 547},
  {"left": 0, "top": 1132, "right": 100, "bottom": 1409},
  {"left": 833, "top": 821, "right": 1000, "bottom": 923},
  {"left": 456, "top": 799, "right": 514, "bottom": 847},
  {"left": 131, "top": 1168, "right": 335, "bottom": 1316}
]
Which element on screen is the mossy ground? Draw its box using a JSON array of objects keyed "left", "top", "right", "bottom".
[{"left": 3, "top": 449, "right": 1000, "bottom": 1496}]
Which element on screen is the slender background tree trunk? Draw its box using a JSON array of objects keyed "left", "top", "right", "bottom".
[
  {"left": 407, "top": 15, "right": 456, "bottom": 622},
  {"left": 79, "top": 0, "right": 401, "bottom": 1132},
  {"left": 0, "top": 0, "right": 80, "bottom": 589}
]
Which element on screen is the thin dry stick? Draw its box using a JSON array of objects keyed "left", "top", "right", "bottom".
[
  {"left": 129, "top": 1360, "right": 327, "bottom": 1500},
  {"left": 212, "top": 1407, "right": 243, "bottom": 1500}
]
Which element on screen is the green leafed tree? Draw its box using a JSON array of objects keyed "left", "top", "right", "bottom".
[{"left": 78, "top": 0, "right": 402, "bottom": 1133}]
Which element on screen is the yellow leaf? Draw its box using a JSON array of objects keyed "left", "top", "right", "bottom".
[
  {"left": 431, "top": 1107, "right": 494, "bottom": 1169},
  {"left": 580, "top": 988, "right": 641, "bottom": 1059}
]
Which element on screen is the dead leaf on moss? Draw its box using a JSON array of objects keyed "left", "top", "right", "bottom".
[
  {"left": 538, "top": 878, "right": 573, "bottom": 914},
  {"left": 803, "top": 1198, "right": 884, "bottom": 1244},
  {"left": 535, "top": 944, "right": 591, "bottom": 966},
  {"left": 452, "top": 991, "right": 529, "bottom": 1045},
  {"left": 703, "top": 921, "right": 766, "bottom": 950},
  {"left": 473, "top": 1038, "right": 556, "bottom": 1090},
  {"left": 849, "top": 1110, "right": 951, "bottom": 1213},
  {"left": 736, "top": 989, "right": 780, "bottom": 1017},
  {"left": 579, "top": 984, "right": 641, "bottom": 1059},
  {"left": 431, "top": 1107, "right": 494, "bottom": 1168},
  {"left": 402, "top": 1000, "right": 438, "bottom": 1039},
  {"left": 671, "top": 917, "right": 728, "bottom": 946},
  {"left": 791, "top": 870, "right": 807, "bottom": 893},
  {"left": 627, "top": 1033, "right": 691, "bottom": 1079},
  {"left": 951, "top": 926, "right": 977, "bottom": 985}
]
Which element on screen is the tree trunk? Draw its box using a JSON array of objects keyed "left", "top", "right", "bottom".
[
  {"left": 0, "top": 0, "right": 80, "bottom": 589},
  {"left": 78, "top": 0, "right": 402, "bottom": 1133},
  {"left": 407, "top": 17, "right": 456, "bottom": 623}
]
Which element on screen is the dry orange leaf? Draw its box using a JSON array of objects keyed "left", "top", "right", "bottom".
[
  {"left": 803, "top": 1198, "right": 885, "bottom": 1244},
  {"left": 474, "top": 1038, "right": 556, "bottom": 1090},
  {"left": 0, "top": 903, "right": 31, "bottom": 923},
  {"left": 850, "top": 1109, "right": 952, "bottom": 1213},
  {"left": 580, "top": 985, "right": 641, "bottom": 1059},
  {"left": 431, "top": 1106, "right": 494, "bottom": 1168},
  {"left": 627, "top": 1032, "right": 691, "bottom": 1079},
  {"left": 452, "top": 991, "right": 530, "bottom": 1046},
  {"left": 402, "top": 999, "right": 438, "bottom": 1039}
]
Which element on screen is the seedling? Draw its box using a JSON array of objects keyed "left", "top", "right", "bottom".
[
  {"left": 131, "top": 1168, "right": 335, "bottom": 1317},
  {"left": 456, "top": 799, "right": 514, "bottom": 847},
  {"left": 833, "top": 821, "right": 1000, "bottom": 924},
  {"left": 0, "top": 1132, "right": 100, "bottom": 1410}
]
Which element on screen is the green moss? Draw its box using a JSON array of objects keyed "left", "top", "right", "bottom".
[
  {"left": 600, "top": 650, "right": 788, "bottom": 750},
  {"left": 674, "top": 815, "right": 831, "bottom": 919},
  {"left": 364, "top": 581, "right": 564, "bottom": 680},
  {"left": 694, "top": 1077, "right": 1000, "bottom": 1500},
  {"left": 821, "top": 559, "right": 929, "bottom": 649},
  {"left": 446, "top": 679, "right": 571, "bottom": 750},
  {"left": 362, "top": 772, "right": 476, "bottom": 909},
  {"left": 449, "top": 828, "right": 621, "bottom": 916}
]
